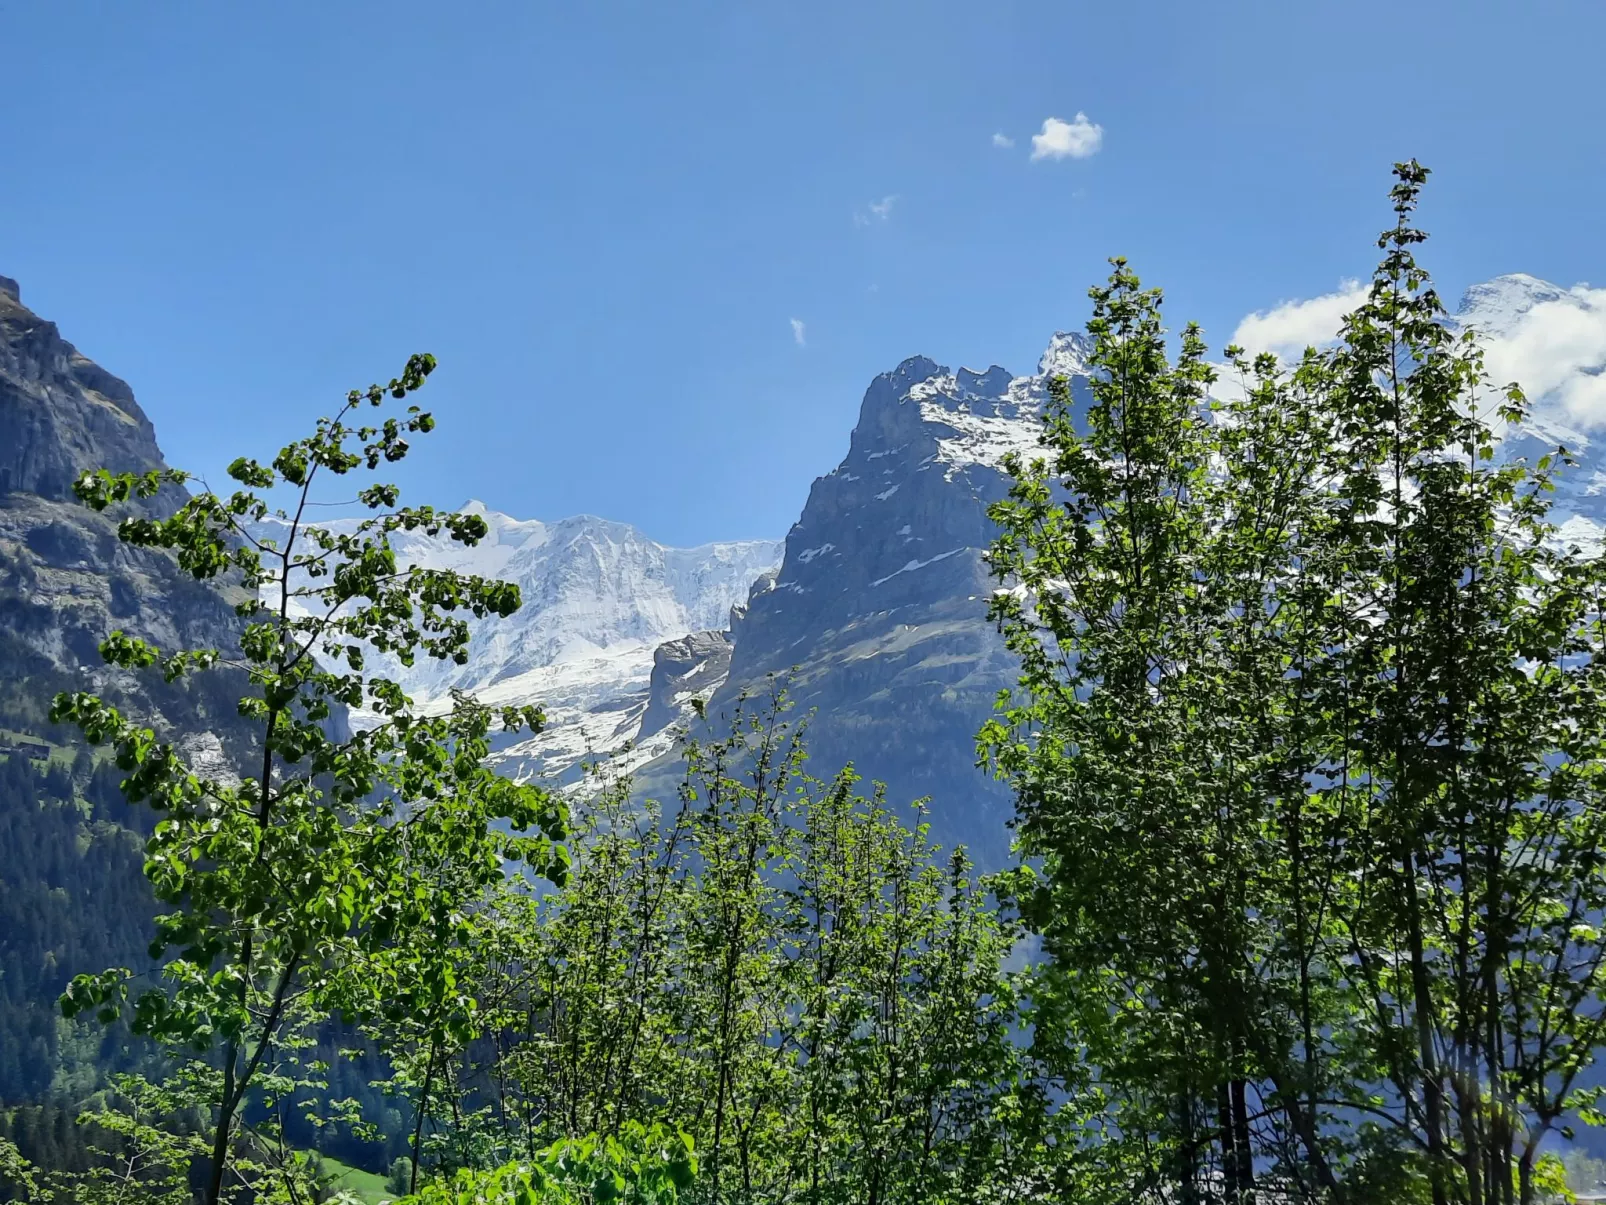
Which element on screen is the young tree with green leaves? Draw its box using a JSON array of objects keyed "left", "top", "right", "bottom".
[{"left": 48, "top": 356, "right": 570, "bottom": 1205}]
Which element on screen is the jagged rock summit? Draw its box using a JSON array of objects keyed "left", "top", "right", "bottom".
[
  {"left": 0, "top": 277, "right": 172, "bottom": 502},
  {"left": 651, "top": 334, "right": 1097, "bottom": 865}
]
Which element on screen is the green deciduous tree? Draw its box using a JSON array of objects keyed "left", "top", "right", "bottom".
[
  {"left": 397, "top": 696, "right": 1058, "bottom": 1204},
  {"left": 404, "top": 1123, "right": 696, "bottom": 1205},
  {"left": 48, "top": 357, "right": 569, "bottom": 1205},
  {"left": 985, "top": 163, "right": 1606, "bottom": 1204}
]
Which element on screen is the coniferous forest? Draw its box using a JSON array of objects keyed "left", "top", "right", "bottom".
[{"left": 7, "top": 165, "right": 1606, "bottom": 1205}]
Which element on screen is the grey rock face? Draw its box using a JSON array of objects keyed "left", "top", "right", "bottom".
[
  {"left": 696, "top": 338, "right": 1094, "bottom": 867},
  {"left": 0, "top": 286, "right": 171, "bottom": 502},
  {"left": 0, "top": 275, "right": 252, "bottom": 755},
  {"left": 639, "top": 629, "right": 733, "bottom": 743}
]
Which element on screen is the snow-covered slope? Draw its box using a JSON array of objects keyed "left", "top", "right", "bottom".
[
  {"left": 1452, "top": 274, "right": 1606, "bottom": 524},
  {"left": 254, "top": 505, "right": 780, "bottom": 784}
]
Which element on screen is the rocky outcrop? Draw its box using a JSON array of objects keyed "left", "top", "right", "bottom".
[
  {"left": 0, "top": 275, "right": 252, "bottom": 753},
  {"left": 638, "top": 629, "right": 733, "bottom": 743},
  {"left": 0, "top": 279, "right": 172, "bottom": 502}
]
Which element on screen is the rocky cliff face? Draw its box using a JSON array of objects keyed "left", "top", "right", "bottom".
[
  {"left": 0, "top": 276, "right": 170, "bottom": 501},
  {"left": 0, "top": 275, "right": 260, "bottom": 1104},
  {"left": 674, "top": 336, "right": 1096, "bottom": 866},
  {"left": 0, "top": 277, "right": 252, "bottom": 749},
  {"left": 637, "top": 629, "right": 733, "bottom": 743}
]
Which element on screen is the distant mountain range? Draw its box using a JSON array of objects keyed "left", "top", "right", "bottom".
[
  {"left": 246, "top": 272, "right": 1606, "bottom": 863},
  {"left": 248, "top": 505, "right": 781, "bottom": 786},
  {"left": 5, "top": 260, "right": 1606, "bottom": 1110},
  {"left": 4, "top": 266, "right": 1605, "bottom": 917}
]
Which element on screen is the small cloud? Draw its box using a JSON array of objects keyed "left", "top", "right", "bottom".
[
  {"left": 790, "top": 318, "right": 806, "bottom": 347},
  {"left": 1030, "top": 113, "right": 1104, "bottom": 161},
  {"left": 991, "top": 132, "right": 1015, "bottom": 148},
  {"left": 1231, "top": 280, "right": 1369, "bottom": 361},
  {"left": 854, "top": 195, "right": 898, "bottom": 226}
]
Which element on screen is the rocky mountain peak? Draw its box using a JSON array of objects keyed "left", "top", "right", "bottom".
[
  {"left": 0, "top": 274, "right": 253, "bottom": 755},
  {"left": 689, "top": 330, "right": 1099, "bottom": 863},
  {"left": 1038, "top": 329, "right": 1095, "bottom": 378},
  {"left": 0, "top": 277, "right": 165, "bottom": 502}
]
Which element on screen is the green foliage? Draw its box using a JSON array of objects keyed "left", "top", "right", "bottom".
[
  {"left": 26, "top": 154, "right": 1606, "bottom": 1205},
  {"left": 985, "top": 161, "right": 1606, "bottom": 1205},
  {"left": 402, "top": 1125, "right": 695, "bottom": 1205},
  {"left": 49, "top": 1074, "right": 211, "bottom": 1205},
  {"left": 383, "top": 694, "right": 1076, "bottom": 1204},
  {"left": 45, "top": 357, "right": 570, "bottom": 1205},
  {"left": 0, "top": 1137, "right": 42, "bottom": 1205}
]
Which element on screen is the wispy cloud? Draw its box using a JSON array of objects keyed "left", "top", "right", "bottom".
[
  {"left": 854, "top": 194, "right": 899, "bottom": 227},
  {"left": 991, "top": 132, "right": 1015, "bottom": 148},
  {"left": 790, "top": 318, "right": 806, "bottom": 347},
  {"left": 1030, "top": 113, "right": 1103, "bottom": 161}
]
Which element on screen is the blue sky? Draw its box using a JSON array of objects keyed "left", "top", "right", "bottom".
[{"left": 4, "top": 0, "right": 1605, "bottom": 545}]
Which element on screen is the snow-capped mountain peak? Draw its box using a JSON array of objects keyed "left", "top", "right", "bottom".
[
  {"left": 1447, "top": 273, "right": 1606, "bottom": 506},
  {"left": 1038, "top": 329, "right": 1095, "bottom": 379},
  {"left": 1454, "top": 273, "right": 1573, "bottom": 340},
  {"left": 251, "top": 505, "right": 780, "bottom": 783}
]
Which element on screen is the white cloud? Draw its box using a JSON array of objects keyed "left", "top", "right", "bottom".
[
  {"left": 790, "top": 318, "right": 806, "bottom": 347},
  {"left": 1210, "top": 280, "right": 1368, "bottom": 406},
  {"left": 1477, "top": 286, "right": 1606, "bottom": 429},
  {"left": 854, "top": 194, "right": 898, "bottom": 226},
  {"left": 1230, "top": 280, "right": 1369, "bottom": 361},
  {"left": 1030, "top": 113, "right": 1103, "bottom": 161},
  {"left": 1220, "top": 275, "right": 1606, "bottom": 431},
  {"left": 991, "top": 132, "right": 1015, "bottom": 148}
]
